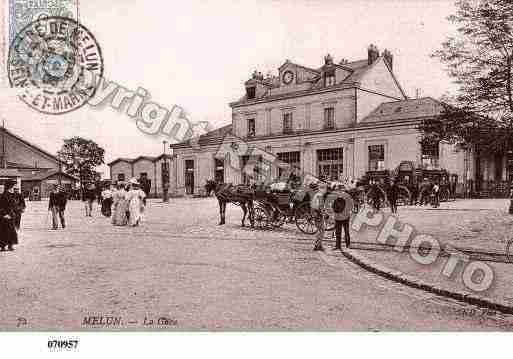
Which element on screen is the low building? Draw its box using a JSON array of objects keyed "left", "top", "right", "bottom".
[
  {"left": 23, "top": 169, "right": 79, "bottom": 199},
  {"left": 0, "top": 126, "right": 78, "bottom": 198},
  {"left": 108, "top": 154, "right": 174, "bottom": 197}
]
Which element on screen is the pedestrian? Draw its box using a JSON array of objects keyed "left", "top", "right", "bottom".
[
  {"left": 101, "top": 185, "right": 114, "bottom": 217},
  {"left": 82, "top": 183, "right": 96, "bottom": 217},
  {"left": 0, "top": 180, "right": 19, "bottom": 251},
  {"left": 418, "top": 178, "right": 431, "bottom": 206},
  {"left": 368, "top": 180, "right": 382, "bottom": 211},
  {"left": 13, "top": 186, "right": 26, "bottom": 231},
  {"left": 126, "top": 178, "right": 146, "bottom": 227},
  {"left": 48, "top": 185, "right": 67, "bottom": 230},
  {"left": 112, "top": 182, "right": 129, "bottom": 226},
  {"left": 331, "top": 185, "right": 354, "bottom": 249},
  {"left": 432, "top": 181, "right": 440, "bottom": 208},
  {"left": 311, "top": 182, "right": 327, "bottom": 251},
  {"left": 387, "top": 180, "right": 400, "bottom": 214},
  {"left": 410, "top": 182, "right": 419, "bottom": 206}
]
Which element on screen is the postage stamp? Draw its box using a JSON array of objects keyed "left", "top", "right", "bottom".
[
  {"left": 8, "top": 0, "right": 79, "bottom": 43},
  {"left": 1, "top": 0, "right": 78, "bottom": 88},
  {"left": 7, "top": 16, "right": 103, "bottom": 114}
]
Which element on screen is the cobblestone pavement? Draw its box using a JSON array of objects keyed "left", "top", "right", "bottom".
[{"left": 1, "top": 198, "right": 513, "bottom": 330}]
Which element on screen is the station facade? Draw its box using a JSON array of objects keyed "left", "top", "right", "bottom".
[{"left": 131, "top": 45, "right": 508, "bottom": 197}]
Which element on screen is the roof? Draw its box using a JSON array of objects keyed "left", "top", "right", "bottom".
[
  {"left": 362, "top": 97, "right": 443, "bottom": 123},
  {"left": 232, "top": 57, "right": 380, "bottom": 106},
  {"left": 24, "top": 169, "right": 79, "bottom": 181},
  {"left": 0, "top": 168, "right": 23, "bottom": 177},
  {"left": 0, "top": 127, "right": 63, "bottom": 164},
  {"left": 107, "top": 153, "right": 176, "bottom": 166},
  {"left": 170, "top": 124, "right": 233, "bottom": 148}
]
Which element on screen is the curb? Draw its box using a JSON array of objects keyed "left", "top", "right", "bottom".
[{"left": 339, "top": 246, "right": 513, "bottom": 315}]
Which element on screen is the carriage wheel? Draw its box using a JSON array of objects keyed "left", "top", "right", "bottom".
[
  {"left": 440, "top": 188, "right": 450, "bottom": 202},
  {"left": 253, "top": 206, "right": 270, "bottom": 230},
  {"left": 295, "top": 202, "right": 317, "bottom": 235}
]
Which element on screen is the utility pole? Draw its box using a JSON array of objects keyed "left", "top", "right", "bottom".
[
  {"left": 162, "top": 140, "right": 169, "bottom": 202},
  {"left": 1, "top": 119, "right": 6, "bottom": 169}
]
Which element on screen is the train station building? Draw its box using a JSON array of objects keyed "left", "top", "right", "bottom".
[{"left": 155, "top": 45, "right": 510, "bottom": 196}]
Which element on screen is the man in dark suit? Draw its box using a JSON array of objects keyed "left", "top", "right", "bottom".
[
  {"left": 82, "top": 183, "right": 96, "bottom": 217},
  {"left": 49, "top": 185, "right": 67, "bottom": 229},
  {"left": 13, "top": 186, "right": 26, "bottom": 231}
]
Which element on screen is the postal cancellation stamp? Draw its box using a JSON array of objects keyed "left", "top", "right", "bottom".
[{"left": 7, "top": 16, "right": 104, "bottom": 114}]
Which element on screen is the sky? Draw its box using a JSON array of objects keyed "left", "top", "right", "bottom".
[{"left": 0, "top": 0, "right": 460, "bottom": 176}]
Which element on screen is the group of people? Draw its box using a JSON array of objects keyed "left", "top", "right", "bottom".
[
  {"left": 0, "top": 180, "right": 26, "bottom": 252},
  {"left": 365, "top": 177, "right": 444, "bottom": 213},
  {"left": 79, "top": 179, "right": 147, "bottom": 227},
  {"left": 40, "top": 178, "right": 148, "bottom": 232},
  {"left": 109, "top": 179, "right": 147, "bottom": 227}
]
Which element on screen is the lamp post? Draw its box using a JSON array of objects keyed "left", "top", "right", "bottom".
[{"left": 162, "top": 140, "right": 169, "bottom": 202}]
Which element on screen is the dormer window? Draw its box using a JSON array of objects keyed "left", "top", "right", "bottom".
[
  {"left": 324, "top": 71, "right": 335, "bottom": 87},
  {"left": 246, "top": 86, "right": 256, "bottom": 100},
  {"left": 247, "top": 118, "right": 255, "bottom": 137}
]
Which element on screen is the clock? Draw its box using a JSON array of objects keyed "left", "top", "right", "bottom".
[{"left": 282, "top": 70, "right": 294, "bottom": 85}]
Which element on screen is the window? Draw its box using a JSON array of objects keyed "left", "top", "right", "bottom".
[
  {"left": 283, "top": 113, "right": 293, "bottom": 133},
  {"left": 421, "top": 140, "right": 439, "bottom": 169},
  {"left": 324, "top": 72, "right": 335, "bottom": 87},
  {"left": 494, "top": 154, "right": 503, "bottom": 181},
  {"left": 317, "top": 148, "right": 343, "bottom": 181},
  {"left": 246, "top": 86, "right": 256, "bottom": 100},
  {"left": 368, "top": 144, "right": 385, "bottom": 171},
  {"left": 214, "top": 158, "right": 224, "bottom": 183},
  {"left": 277, "top": 151, "right": 301, "bottom": 178},
  {"left": 324, "top": 107, "right": 335, "bottom": 129},
  {"left": 117, "top": 173, "right": 125, "bottom": 181},
  {"left": 247, "top": 118, "right": 255, "bottom": 137}
]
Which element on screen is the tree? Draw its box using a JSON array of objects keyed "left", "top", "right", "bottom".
[
  {"left": 421, "top": 0, "right": 513, "bottom": 154},
  {"left": 57, "top": 137, "right": 105, "bottom": 188}
]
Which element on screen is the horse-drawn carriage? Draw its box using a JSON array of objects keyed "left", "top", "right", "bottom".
[
  {"left": 355, "top": 161, "right": 457, "bottom": 207},
  {"left": 207, "top": 180, "right": 338, "bottom": 235}
]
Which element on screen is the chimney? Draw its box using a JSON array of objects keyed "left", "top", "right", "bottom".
[
  {"left": 324, "top": 53, "right": 334, "bottom": 65},
  {"left": 367, "top": 44, "right": 379, "bottom": 65},
  {"left": 383, "top": 49, "right": 393, "bottom": 70}
]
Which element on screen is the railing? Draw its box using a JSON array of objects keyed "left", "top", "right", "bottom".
[{"left": 477, "top": 180, "right": 511, "bottom": 198}]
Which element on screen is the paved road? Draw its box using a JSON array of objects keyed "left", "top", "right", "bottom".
[{"left": 1, "top": 198, "right": 512, "bottom": 330}]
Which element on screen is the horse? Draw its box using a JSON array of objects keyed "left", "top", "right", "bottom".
[{"left": 205, "top": 180, "right": 255, "bottom": 227}]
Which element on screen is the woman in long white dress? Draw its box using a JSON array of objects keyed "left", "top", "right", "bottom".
[
  {"left": 127, "top": 181, "right": 146, "bottom": 227},
  {"left": 112, "top": 183, "right": 129, "bottom": 226}
]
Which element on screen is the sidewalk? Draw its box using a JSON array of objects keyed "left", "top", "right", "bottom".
[{"left": 343, "top": 199, "right": 513, "bottom": 310}]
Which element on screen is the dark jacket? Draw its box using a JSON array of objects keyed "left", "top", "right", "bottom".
[
  {"left": 49, "top": 191, "right": 67, "bottom": 210},
  {"left": 387, "top": 184, "right": 400, "bottom": 201},
  {"left": 0, "top": 191, "right": 18, "bottom": 246},
  {"left": 82, "top": 189, "right": 96, "bottom": 201},
  {"left": 13, "top": 192, "right": 26, "bottom": 213}
]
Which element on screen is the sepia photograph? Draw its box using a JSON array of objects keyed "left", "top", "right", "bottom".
[{"left": 1, "top": 0, "right": 512, "bottom": 356}]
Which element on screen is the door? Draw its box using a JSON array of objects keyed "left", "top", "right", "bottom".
[{"left": 185, "top": 160, "right": 195, "bottom": 194}]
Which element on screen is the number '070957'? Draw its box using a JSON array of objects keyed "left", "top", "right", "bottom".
[{"left": 47, "top": 340, "right": 78, "bottom": 349}]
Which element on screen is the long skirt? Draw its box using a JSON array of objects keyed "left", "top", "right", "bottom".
[
  {"left": 128, "top": 198, "right": 143, "bottom": 226},
  {"left": 112, "top": 200, "right": 129, "bottom": 226},
  {"left": 101, "top": 198, "right": 113, "bottom": 217},
  {"left": 0, "top": 217, "right": 18, "bottom": 248}
]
